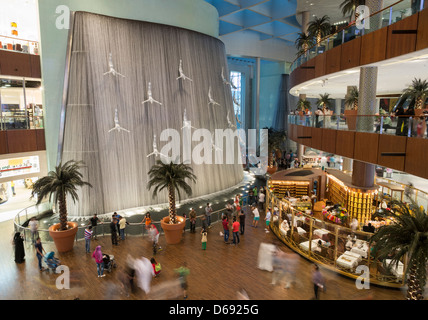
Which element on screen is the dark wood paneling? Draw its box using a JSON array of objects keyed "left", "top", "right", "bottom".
[
  {"left": 314, "top": 52, "right": 326, "bottom": 78},
  {"left": 298, "top": 126, "right": 312, "bottom": 147},
  {"left": 0, "top": 50, "right": 32, "bottom": 77},
  {"left": 340, "top": 37, "right": 362, "bottom": 70},
  {"left": 386, "top": 13, "right": 419, "bottom": 59},
  {"left": 377, "top": 134, "right": 407, "bottom": 172},
  {"left": 360, "top": 27, "right": 388, "bottom": 65},
  {"left": 0, "top": 131, "right": 8, "bottom": 154},
  {"left": 405, "top": 137, "right": 428, "bottom": 179},
  {"left": 335, "top": 130, "right": 355, "bottom": 159},
  {"left": 354, "top": 132, "right": 379, "bottom": 164},
  {"left": 30, "top": 55, "right": 42, "bottom": 78},
  {"left": 6, "top": 129, "right": 38, "bottom": 154},
  {"left": 321, "top": 129, "right": 336, "bottom": 154},
  {"left": 311, "top": 127, "right": 323, "bottom": 151},
  {"left": 416, "top": 8, "right": 428, "bottom": 51},
  {"left": 288, "top": 124, "right": 297, "bottom": 141},
  {"left": 35, "top": 129, "right": 46, "bottom": 150},
  {"left": 325, "top": 45, "right": 341, "bottom": 75}
]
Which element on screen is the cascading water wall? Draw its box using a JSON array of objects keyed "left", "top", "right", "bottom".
[{"left": 61, "top": 11, "right": 244, "bottom": 218}]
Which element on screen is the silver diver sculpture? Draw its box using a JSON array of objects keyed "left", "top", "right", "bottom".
[
  {"left": 142, "top": 82, "right": 162, "bottom": 106},
  {"left": 176, "top": 59, "right": 193, "bottom": 82},
  {"left": 147, "top": 134, "right": 167, "bottom": 158},
  {"left": 208, "top": 86, "right": 221, "bottom": 107},
  {"left": 108, "top": 109, "right": 130, "bottom": 133},
  {"left": 103, "top": 52, "right": 125, "bottom": 78}
]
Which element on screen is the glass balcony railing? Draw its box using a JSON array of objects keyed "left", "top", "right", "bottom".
[
  {"left": 288, "top": 113, "right": 427, "bottom": 139},
  {"left": 0, "top": 35, "right": 40, "bottom": 55},
  {"left": 0, "top": 114, "right": 44, "bottom": 130},
  {"left": 291, "top": 0, "right": 425, "bottom": 72}
]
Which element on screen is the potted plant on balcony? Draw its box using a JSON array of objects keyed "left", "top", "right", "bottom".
[
  {"left": 147, "top": 160, "right": 197, "bottom": 244},
  {"left": 340, "top": 0, "right": 366, "bottom": 22},
  {"left": 344, "top": 86, "right": 359, "bottom": 130},
  {"left": 31, "top": 160, "right": 92, "bottom": 253},
  {"left": 307, "top": 15, "right": 331, "bottom": 46},
  {"left": 403, "top": 78, "right": 428, "bottom": 116},
  {"left": 295, "top": 32, "right": 315, "bottom": 58},
  {"left": 316, "top": 93, "right": 334, "bottom": 128},
  {"left": 369, "top": 198, "right": 428, "bottom": 300}
]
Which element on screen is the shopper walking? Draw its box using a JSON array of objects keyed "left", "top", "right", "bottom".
[
  {"left": 92, "top": 245, "right": 105, "bottom": 278},
  {"left": 174, "top": 262, "right": 190, "bottom": 299},
  {"left": 89, "top": 214, "right": 102, "bottom": 240},
  {"left": 142, "top": 212, "right": 152, "bottom": 230},
  {"left": 110, "top": 216, "right": 118, "bottom": 246},
  {"left": 150, "top": 224, "right": 161, "bottom": 254},
  {"left": 205, "top": 203, "right": 213, "bottom": 228},
  {"left": 28, "top": 217, "right": 39, "bottom": 244},
  {"left": 118, "top": 216, "right": 129, "bottom": 240},
  {"left": 252, "top": 205, "right": 260, "bottom": 228},
  {"left": 312, "top": 264, "right": 325, "bottom": 300},
  {"left": 238, "top": 209, "right": 246, "bottom": 235},
  {"left": 189, "top": 208, "right": 197, "bottom": 233},
  {"left": 232, "top": 216, "right": 240, "bottom": 246},
  {"left": 84, "top": 225, "right": 93, "bottom": 253},
  {"left": 222, "top": 215, "right": 230, "bottom": 243},
  {"left": 265, "top": 208, "right": 272, "bottom": 233},
  {"left": 253, "top": 186, "right": 258, "bottom": 204},
  {"left": 201, "top": 227, "right": 208, "bottom": 250},
  {"left": 258, "top": 190, "right": 265, "bottom": 211},
  {"left": 13, "top": 231, "right": 25, "bottom": 263},
  {"left": 151, "top": 257, "right": 162, "bottom": 277},
  {"left": 35, "top": 237, "right": 46, "bottom": 271}
]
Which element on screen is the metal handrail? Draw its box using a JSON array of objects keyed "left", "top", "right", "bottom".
[{"left": 291, "top": 0, "right": 419, "bottom": 71}]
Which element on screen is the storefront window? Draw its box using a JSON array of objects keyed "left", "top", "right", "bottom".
[{"left": 0, "top": 78, "right": 43, "bottom": 130}]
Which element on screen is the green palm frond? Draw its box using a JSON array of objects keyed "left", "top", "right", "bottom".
[
  {"left": 345, "top": 86, "right": 359, "bottom": 110},
  {"left": 316, "top": 93, "right": 333, "bottom": 109},
  {"left": 403, "top": 78, "right": 428, "bottom": 109},
  {"left": 340, "top": 0, "right": 366, "bottom": 20},
  {"left": 307, "top": 15, "right": 331, "bottom": 45},
  {"left": 296, "top": 98, "right": 311, "bottom": 111}
]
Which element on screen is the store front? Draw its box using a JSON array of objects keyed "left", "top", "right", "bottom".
[{"left": 0, "top": 151, "right": 47, "bottom": 221}]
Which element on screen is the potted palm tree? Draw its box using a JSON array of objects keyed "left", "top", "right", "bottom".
[
  {"left": 403, "top": 78, "right": 428, "bottom": 115},
  {"left": 316, "top": 93, "right": 333, "bottom": 109},
  {"left": 370, "top": 198, "right": 428, "bottom": 300},
  {"left": 307, "top": 15, "right": 331, "bottom": 46},
  {"left": 147, "top": 160, "right": 197, "bottom": 244},
  {"left": 295, "top": 32, "right": 315, "bottom": 58},
  {"left": 31, "top": 160, "right": 92, "bottom": 252},
  {"left": 340, "top": 0, "right": 366, "bottom": 22},
  {"left": 344, "top": 86, "right": 359, "bottom": 130},
  {"left": 266, "top": 128, "right": 287, "bottom": 174}
]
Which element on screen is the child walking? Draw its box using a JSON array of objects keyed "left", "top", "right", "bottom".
[{"left": 201, "top": 227, "right": 208, "bottom": 250}]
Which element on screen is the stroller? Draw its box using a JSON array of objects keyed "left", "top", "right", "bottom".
[
  {"left": 102, "top": 253, "right": 117, "bottom": 273},
  {"left": 44, "top": 251, "right": 61, "bottom": 273}
]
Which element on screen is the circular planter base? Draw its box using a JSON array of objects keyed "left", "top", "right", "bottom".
[
  {"left": 160, "top": 216, "right": 185, "bottom": 245},
  {"left": 48, "top": 222, "right": 78, "bottom": 253}
]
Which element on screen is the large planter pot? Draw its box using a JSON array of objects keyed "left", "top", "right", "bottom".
[
  {"left": 160, "top": 216, "right": 186, "bottom": 245},
  {"left": 49, "top": 221, "right": 78, "bottom": 253},
  {"left": 344, "top": 109, "right": 357, "bottom": 131}
]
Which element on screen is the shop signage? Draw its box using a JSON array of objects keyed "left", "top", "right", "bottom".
[{"left": 0, "top": 156, "right": 39, "bottom": 178}]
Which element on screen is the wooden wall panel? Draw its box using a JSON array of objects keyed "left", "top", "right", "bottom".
[
  {"left": 0, "top": 131, "right": 8, "bottom": 154},
  {"left": 288, "top": 124, "right": 296, "bottom": 141},
  {"left": 35, "top": 129, "right": 46, "bottom": 150},
  {"left": 353, "top": 132, "right": 379, "bottom": 164},
  {"left": 404, "top": 137, "right": 428, "bottom": 179},
  {"left": 0, "top": 50, "right": 32, "bottom": 77},
  {"left": 6, "top": 130, "right": 38, "bottom": 154},
  {"left": 296, "top": 125, "right": 305, "bottom": 145},
  {"left": 335, "top": 130, "right": 355, "bottom": 159},
  {"left": 386, "top": 13, "right": 419, "bottom": 59},
  {"left": 30, "top": 55, "right": 42, "bottom": 78},
  {"left": 311, "top": 127, "right": 323, "bottom": 151},
  {"left": 298, "top": 126, "right": 312, "bottom": 147},
  {"left": 377, "top": 134, "right": 407, "bottom": 172},
  {"left": 320, "top": 129, "right": 336, "bottom": 154},
  {"left": 325, "top": 45, "right": 341, "bottom": 75},
  {"left": 416, "top": 8, "right": 428, "bottom": 51},
  {"left": 314, "top": 52, "right": 326, "bottom": 78},
  {"left": 360, "top": 27, "right": 388, "bottom": 65},
  {"left": 340, "top": 37, "right": 362, "bottom": 70}
]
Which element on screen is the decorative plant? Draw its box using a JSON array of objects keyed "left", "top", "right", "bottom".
[
  {"left": 403, "top": 78, "right": 428, "bottom": 109},
  {"left": 295, "top": 32, "right": 315, "bottom": 57},
  {"left": 266, "top": 127, "right": 287, "bottom": 167},
  {"left": 316, "top": 93, "right": 333, "bottom": 110},
  {"left": 345, "top": 86, "right": 359, "bottom": 110},
  {"left": 296, "top": 98, "right": 311, "bottom": 111},
  {"left": 31, "top": 160, "right": 92, "bottom": 231},
  {"left": 307, "top": 15, "right": 331, "bottom": 46},
  {"left": 340, "top": 0, "right": 366, "bottom": 21},
  {"left": 370, "top": 198, "right": 428, "bottom": 300},
  {"left": 147, "top": 160, "right": 197, "bottom": 224}
]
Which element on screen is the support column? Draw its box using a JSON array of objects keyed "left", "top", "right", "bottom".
[
  {"left": 352, "top": 66, "right": 378, "bottom": 189},
  {"left": 297, "top": 93, "right": 307, "bottom": 162},
  {"left": 365, "top": 0, "right": 383, "bottom": 32},
  {"left": 342, "top": 157, "right": 353, "bottom": 172},
  {"left": 301, "top": 11, "right": 310, "bottom": 35},
  {"left": 335, "top": 98, "right": 341, "bottom": 116},
  {"left": 255, "top": 57, "right": 260, "bottom": 133}
]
